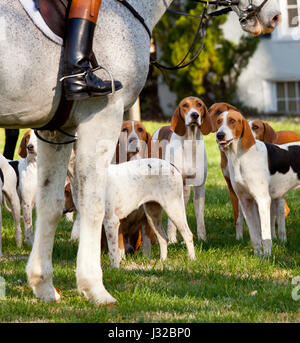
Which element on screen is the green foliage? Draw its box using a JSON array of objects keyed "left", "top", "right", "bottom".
[{"left": 154, "top": 3, "right": 259, "bottom": 106}]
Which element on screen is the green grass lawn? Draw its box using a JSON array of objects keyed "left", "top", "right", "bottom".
[{"left": 0, "top": 120, "right": 300, "bottom": 323}]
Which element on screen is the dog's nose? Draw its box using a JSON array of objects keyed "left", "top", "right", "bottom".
[
  {"left": 217, "top": 132, "right": 225, "bottom": 141},
  {"left": 128, "top": 137, "right": 137, "bottom": 144},
  {"left": 191, "top": 112, "right": 199, "bottom": 120},
  {"left": 27, "top": 144, "right": 34, "bottom": 151}
]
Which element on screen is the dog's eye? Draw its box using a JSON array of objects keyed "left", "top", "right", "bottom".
[
  {"left": 216, "top": 111, "right": 221, "bottom": 115},
  {"left": 252, "top": 125, "right": 259, "bottom": 130},
  {"left": 122, "top": 128, "right": 128, "bottom": 133},
  {"left": 229, "top": 119, "right": 236, "bottom": 124},
  {"left": 196, "top": 103, "right": 202, "bottom": 108},
  {"left": 137, "top": 127, "right": 143, "bottom": 132},
  {"left": 182, "top": 103, "right": 188, "bottom": 108},
  {"left": 217, "top": 119, "right": 222, "bottom": 124}
]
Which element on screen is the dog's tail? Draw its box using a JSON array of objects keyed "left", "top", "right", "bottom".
[{"left": 2, "top": 195, "right": 23, "bottom": 219}]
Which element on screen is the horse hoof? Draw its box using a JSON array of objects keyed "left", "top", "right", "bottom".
[
  {"left": 262, "top": 239, "right": 272, "bottom": 256},
  {"left": 79, "top": 286, "right": 116, "bottom": 305},
  {"left": 32, "top": 284, "right": 61, "bottom": 303}
]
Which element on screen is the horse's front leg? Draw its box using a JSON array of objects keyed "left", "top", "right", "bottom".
[
  {"left": 26, "top": 132, "right": 73, "bottom": 303},
  {"left": 75, "top": 100, "right": 123, "bottom": 305}
]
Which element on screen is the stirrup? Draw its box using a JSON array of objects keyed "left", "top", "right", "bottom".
[{"left": 60, "top": 65, "right": 116, "bottom": 96}]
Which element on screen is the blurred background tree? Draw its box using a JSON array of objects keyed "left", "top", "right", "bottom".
[{"left": 139, "top": 1, "right": 259, "bottom": 119}]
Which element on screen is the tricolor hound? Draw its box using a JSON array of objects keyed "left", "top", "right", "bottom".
[
  {"left": 213, "top": 109, "right": 300, "bottom": 255},
  {"left": 249, "top": 119, "right": 300, "bottom": 242}
]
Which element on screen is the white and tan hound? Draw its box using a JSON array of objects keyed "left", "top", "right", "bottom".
[
  {"left": 5, "top": 130, "right": 38, "bottom": 245},
  {"left": 208, "top": 102, "right": 244, "bottom": 240},
  {"left": 0, "top": 130, "right": 37, "bottom": 253},
  {"left": 113, "top": 120, "right": 155, "bottom": 258},
  {"left": 212, "top": 109, "right": 300, "bottom": 255},
  {"left": 152, "top": 96, "right": 211, "bottom": 242},
  {"left": 0, "top": 154, "right": 21, "bottom": 256},
  {"left": 69, "top": 156, "right": 195, "bottom": 267}
]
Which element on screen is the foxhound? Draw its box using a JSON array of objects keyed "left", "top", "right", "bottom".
[
  {"left": 3, "top": 130, "right": 38, "bottom": 246},
  {"left": 113, "top": 120, "right": 155, "bottom": 258},
  {"left": 249, "top": 119, "right": 300, "bottom": 242},
  {"left": 152, "top": 96, "right": 211, "bottom": 242},
  {"left": 209, "top": 103, "right": 300, "bottom": 242},
  {"left": 69, "top": 157, "right": 195, "bottom": 267},
  {"left": 208, "top": 102, "right": 243, "bottom": 239},
  {"left": 212, "top": 109, "right": 300, "bottom": 255}
]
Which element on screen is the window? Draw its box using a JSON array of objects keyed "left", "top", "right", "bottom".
[
  {"left": 287, "top": 0, "right": 299, "bottom": 27},
  {"left": 276, "top": 81, "right": 300, "bottom": 113},
  {"left": 273, "top": 0, "right": 300, "bottom": 40}
]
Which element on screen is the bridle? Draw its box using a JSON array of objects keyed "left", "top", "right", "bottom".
[
  {"left": 193, "top": 0, "right": 270, "bottom": 26},
  {"left": 233, "top": 0, "right": 270, "bottom": 27}
]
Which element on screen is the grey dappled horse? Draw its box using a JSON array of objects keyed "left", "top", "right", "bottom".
[{"left": 0, "top": 0, "right": 280, "bottom": 304}]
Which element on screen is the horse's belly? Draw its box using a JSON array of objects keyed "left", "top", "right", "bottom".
[{"left": 0, "top": 1, "right": 61, "bottom": 128}]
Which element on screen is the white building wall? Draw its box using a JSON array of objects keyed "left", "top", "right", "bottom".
[{"left": 223, "top": 2, "right": 300, "bottom": 113}]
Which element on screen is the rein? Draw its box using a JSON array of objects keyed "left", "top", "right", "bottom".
[
  {"left": 118, "top": 0, "right": 269, "bottom": 71},
  {"left": 117, "top": 0, "right": 235, "bottom": 72},
  {"left": 35, "top": 0, "right": 269, "bottom": 145}
]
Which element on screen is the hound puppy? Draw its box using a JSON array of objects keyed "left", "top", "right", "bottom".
[
  {"left": 152, "top": 96, "right": 211, "bottom": 242},
  {"left": 213, "top": 109, "right": 300, "bottom": 255}
]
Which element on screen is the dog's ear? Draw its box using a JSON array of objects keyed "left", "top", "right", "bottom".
[
  {"left": 241, "top": 118, "right": 256, "bottom": 150},
  {"left": 208, "top": 110, "right": 219, "bottom": 133},
  {"left": 200, "top": 103, "right": 212, "bottom": 135},
  {"left": 18, "top": 130, "right": 31, "bottom": 158},
  {"left": 228, "top": 104, "right": 239, "bottom": 112},
  {"left": 171, "top": 105, "right": 186, "bottom": 136},
  {"left": 263, "top": 122, "right": 276, "bottom": 143},
  {"left": 145, "top": 131, "right": 152, "bottom": 158},
  {"left": 115, "top": 140, "right": 120, "bottom": 164}
]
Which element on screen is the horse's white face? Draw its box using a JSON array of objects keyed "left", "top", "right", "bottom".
[{"left": 233, "top": 0, "right": 281, "bottom": 35}]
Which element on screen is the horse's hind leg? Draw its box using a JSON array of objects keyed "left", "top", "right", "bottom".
[{"left": 26, "top": 133, "right": 73, "bottom": 303}]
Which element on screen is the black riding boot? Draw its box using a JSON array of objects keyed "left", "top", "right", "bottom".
[{"left": 62, "top": 18, "right": 122, "bottom": 100}]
